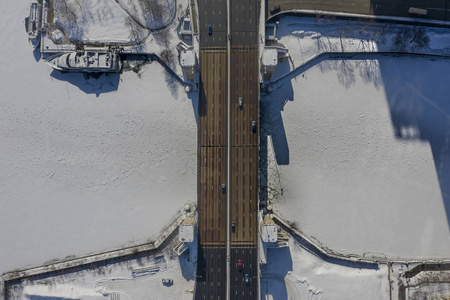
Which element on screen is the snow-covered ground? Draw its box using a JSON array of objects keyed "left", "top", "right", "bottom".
[
  {"left": 3, "top": 1, "right": 450, "bottom": 299},
  {"left": 7, "top": 236, "right": 196, "bottom": 300},
  {"left": 261, "top": 237, "right": 389, "bottom": 300},
  {"left": 0, "top": 0, "right": 196, "bottom": 278},
  {"left": 270, "top": 16, "right": 450, "bottom": 70},
  {"left": 264, "top": 16, "right": 450, "bottom": 260}
]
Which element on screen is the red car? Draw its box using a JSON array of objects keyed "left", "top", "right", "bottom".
[{"left": 238, "top": 260, "right": 243, "bottom": 271}]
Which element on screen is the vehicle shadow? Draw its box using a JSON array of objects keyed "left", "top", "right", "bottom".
[{"left": 50, "top": 70, "right": 120, "bottom": 97}]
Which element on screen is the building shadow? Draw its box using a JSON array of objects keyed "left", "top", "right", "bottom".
[
  {"left": 178, "top": 251, "right": 196, "bottom": 281},
  {"left": 260, "top": 61, "right": 294, "bottom": 208},
  {"left": 261, "top": 74, "right": 293, "bottom": 166},
  {"left": 187, "top": 89, "right": 199, "bottom": 125},
  {"left": 49, "top": 70, "right": 120, "bottom": 97},
  {"left": 377, "top": 55, "right": 450, "bottom": 229},
  {"left": 260, "top": 247, "right": 293, "bottom": 300}
]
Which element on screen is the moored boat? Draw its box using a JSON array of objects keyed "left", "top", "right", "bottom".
[
  {"left": 46, "top": 51, "right": 122, "bottom": 72},
  {"left": 28, "top": 2, "right": 42, "bottom": 50}
]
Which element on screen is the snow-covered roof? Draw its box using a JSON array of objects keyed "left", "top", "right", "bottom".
[
  {"left": 262, "top": 48, "right": 277, "bottom": 67},
  {"left": 261, "top": 224, "right": 277, "bottom": 243},
  {"left": 179, "top": 225, "right": 195, "bottom": 243},
  {"left": 180, "top": 49, "right": 197, "bottom": 67},
  {"left": 179, "top": 216, "right": 196, "bottom": 243},
  {"left": 260, "top": 216, "right": 277, "bottom": 243}
]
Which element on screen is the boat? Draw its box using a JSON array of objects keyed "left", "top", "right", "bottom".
[
  {"left": 28, "top": 2, "right": 42, "bottom": 50},
  {"left": 45, "top": 51, "right": 122, "bottom": 73}
]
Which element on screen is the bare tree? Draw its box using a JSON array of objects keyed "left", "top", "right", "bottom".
[
  {"left": 410, "top": 27, "right": 430, "bottom": 50},
  {"left": 139, "top": 0, "right": 165, "bottom": 29},
  {"left": 392, "top": 26, "right": 429, "bottom": 52},
  {"left": 159, "top": 48, "right": 175, "bottom": 68},
  {"left": 125, "top": 16, "right": 144, "bottom": 43},
  {"left": 336, "top": 60, "right": 355, "bottom": 88}
]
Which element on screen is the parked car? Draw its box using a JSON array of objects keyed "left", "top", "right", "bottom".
[
  {"left": 244, "top": 274, "right": 249, "bottom": 285},
  {"left": 238, "top": 260, "right": 243, "bottom": 271},
  {"left": 222, "top": 183, "right": 226, "bottom": 193},
  {"left": 208, "top": 24, "right": 212, "bottom": 35},
  {"left": 231, "top": 222, "right": 236, "bottom": 232},
  {"left": 238, "top": 97, "right": 243, "bottom": 109},
  {"left": 162, "top": 278, "right": 173, "bottom": 284},
  {"left": 270, "top": 4, "right": 281, "bottom": 15},
  {"left": 252, "top": 121, "right": 256, "bottom": 133}
]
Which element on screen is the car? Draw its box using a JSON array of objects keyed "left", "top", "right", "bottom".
[
  {"left": 252, "top": 121, "right": 256, "bottom": 133},
  {"left": 162, "top": 278, "right": 173, "bottom": 284},
  {"left": 208, "top": 24, "right": 212, "bottom": 35},
  {"left": 222, "top": 183, "right": 226, "bottom": 193},
  {"left": 238, "top": 260, "right": 243, "bottom": 271},
  {"left": 244, "top": 274, "right": 249, "bottom": 285},
  {"left": 231, "top": 222, "right": 236, "bottom": 232},
  {"left": 270, "top": 4, "right": 281, "bottom": 15},
  {"left": 238, "top": 97, "right": 243, "bottom": 109}
]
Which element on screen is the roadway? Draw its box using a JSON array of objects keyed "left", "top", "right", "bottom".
[
  {"left": 229, "top": 0, "right": 259, "bottom": 299},
  {"left": 266, "top": 0, "right": 450, "bottom": 21},
  {"left": 196, "top": 0, "right": 228, "bottom": 298},
  {"left": 195, "top": 0, "right": 260, "bottom": 298}
]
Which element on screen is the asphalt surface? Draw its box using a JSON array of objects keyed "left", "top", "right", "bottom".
[
  {"left": 229, "top": 0, "right": 260, "bottom": 298},
  {"left": 267, "top": 0, "right": 450, "bottom": 21},
  {"left": 198, "top": 0, "right": 228, "bottom": 48},
  {"left": 196, "top": 0, "right": 229, "bottom": 298},
  {"left": 195, "top": 0, "right": 260, "bottom": 298},
  {"left": 196, "top": 247, "right": 227, "bottom": 299}
]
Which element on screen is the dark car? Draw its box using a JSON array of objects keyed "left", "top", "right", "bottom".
[
  {"left": 239, "top": 97, "right": 243, "bottom": 109},
  {"left": 238, "top": 260, "right": 243, "bottom": 271},
  {"left": 222, "top": 183, "right": 226, "bottom": 193},
  {"left": 252, "top": 121, "right": 256, "bottom": 133},
  {"left": 231, "top": 222, "right": 236, "bottom": 232},
  {"left": 208, "top": 24, "right": 212, "bottom": 35},
  {"left": 244, "top": 274, "right": 249, "bottom": 285},
  {"left": 270, "top": 4, "right": 281, "bottom": 15}
]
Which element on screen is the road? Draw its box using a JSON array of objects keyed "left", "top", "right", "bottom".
[
  {"left": 228, "top": 0, "right": 260, "bottom": 296},
  {"left": 195, "top": 0, "right": 260, "bottom": 298},
  {"left": 266, "top": 0, "right": 450, "bottom": 21},
  {"left": 195, "top": 0, "right": 229, "bottom": 298}
]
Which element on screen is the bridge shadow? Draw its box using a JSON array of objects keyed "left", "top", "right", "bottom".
[{"left": 50, "top": 70, "right": 120, "bottom": 97}]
